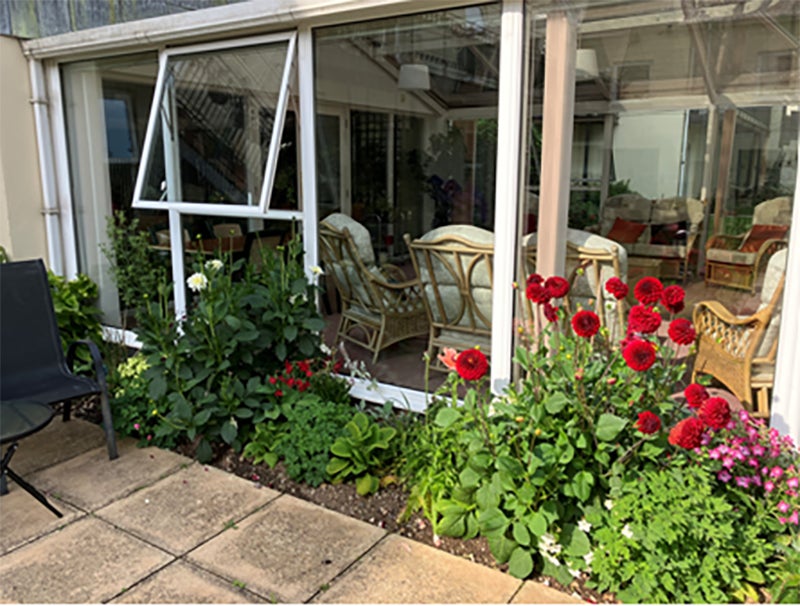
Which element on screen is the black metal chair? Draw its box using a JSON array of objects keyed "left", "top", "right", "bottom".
[{"left": 0, "top": 260, "right": 118, "bottom": 466}]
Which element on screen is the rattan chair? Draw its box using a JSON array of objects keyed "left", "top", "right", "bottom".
[
  {"left": 523, "top": 229, "right": 628, "bottom": 340},
  {"left": 404, "top": 225, "right": 494, "bottom": 371},
  {"left": 319, "top": 214, "right": 428, "bottom": 363},
  {"left": 704, "top": 196, "right": 791, "bottom": 292},
  {"left": 692, "top": 249, "right": 787, "bottom": 417}
]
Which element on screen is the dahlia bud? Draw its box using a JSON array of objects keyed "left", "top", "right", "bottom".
[
  {"left": 574, "top": 369, "right": 584, "bottom": 381},
  {"left": 607, "top": 377, "right": 617, "bottom": 386},
  {"left": 515, "top": 416, "right": 525, "bottom": 423},
  {"left": 534, "top": 428, "right": 542, "bottom": 436}
]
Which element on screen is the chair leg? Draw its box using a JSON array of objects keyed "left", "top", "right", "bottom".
[
  {"left": 1, "top": 443, "right": 63, "bottom": 517},
  {"left": 98, "top": 390, "right": 119, "bottom": 460}
]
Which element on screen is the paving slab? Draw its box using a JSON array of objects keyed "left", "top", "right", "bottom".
[
  {"left": 188, "top": 494, "right": 385, "bottom": 603},
  {"left": 110, "top": 560, "right": 263, "bottom": 603},
  {"left": 512, "top": 580, "right": 585, "bottom": 603},
  {"left": 11, "top": 418, "right": 107, "bottom": 476},
  {"left": 0, "top": 488, "right": 83, "bottom": 555},
  {"left": 28, "top": 439, "right": 191, "bottom": 511},
  {"left": 0, "top": 516, "right": 172, "bottom": 603},
  {"left": 96, "top": 463, "right": 279, "bottom": 555},
  {"left": 313, "top": 533, "right": 521, "bottom": 604}
]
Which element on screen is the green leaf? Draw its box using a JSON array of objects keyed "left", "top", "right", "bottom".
[
  {"left": 562, "top": 524, "right": 591, "bottom": 557},
  {"left": 487, "top": 534, "right": 517, "bottom": 565},
  {"left": 283, "top": 325, "right": 298, "bottom": 341},
  {"left": 196, "top": 439, "right": 213, "bottom": 463},
  {"left": 544, "top": 392, "right": 569, "bottom": 414},
  {"left": 224, "top": 315, "right": 242, "bottom": 330},
  {"left": 275, "top": 342, "right": 287, "bottom": 361},
  {"left": 326, "top": 457, "right": 349, "bottom": 476},
  {"left": 434, "top": 407, "right": 461, "bottom": 428},
  {"left": 355, "top": 474, "right": 379, "bottom": 496},
  {"left": 508, "top": 547, "right": 534, "bottom": 579},
  {"left": 220, "top": 420, "right": 237, "bottom": 445},
  {"left": 527, "top": 511, "right": 548, "bottom": 537},
  {"left": 571, "top": 470, "right": 594, "bottom": 503},
  {"left": 596, "top": 413, "right": 628, "bottom": 442},
  {"left": 193, "top": 409, "right": 212, "bottom": 426},
  {"left": 477, "top": 507, "right": 509, "bottom": 537},
  {"left": 148, "top": 374, "right": 167, "bottom": 400},
  {"left": 512, "top": 522, "right": 531, "bottom": 546}
]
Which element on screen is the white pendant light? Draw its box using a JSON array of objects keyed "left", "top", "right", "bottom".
[
  {"left": 398, "top": 63, "right": 431, "bottom": 91},
  {"left": 575, "top": 48, "right": 599, "bottom": 80}
]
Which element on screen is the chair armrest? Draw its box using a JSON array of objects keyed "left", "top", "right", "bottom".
[
  {"left": 380, "top": 263, "right": 408, "bottom": 283},
  {"left": 66, "top": 339, "right": 109, "bottom": 391},
  {"left": 705, "top": 234, "right": 744, "bottom": 251},
  {"left": 693, "top": 300, "right": 769, "bottom": 328}
]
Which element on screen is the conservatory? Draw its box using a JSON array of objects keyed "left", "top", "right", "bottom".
[{"left": 13, "top": 0, "right": 800, "bottom": 438}]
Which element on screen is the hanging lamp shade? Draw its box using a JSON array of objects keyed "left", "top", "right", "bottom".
[
  {"left": 398, "top": 63, "right": 431, "bottom": 90},
  {"left": 575, "top": 49, "right": 599, "bottom": 80}
]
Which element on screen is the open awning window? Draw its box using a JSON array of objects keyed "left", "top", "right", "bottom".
[{"left": 132, "top": 32, "right": 297, "bottom": 217}]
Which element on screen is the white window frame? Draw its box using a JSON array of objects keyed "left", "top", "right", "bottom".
[{"left": 131, "top": 31, "right": 299, "bottom": 218}]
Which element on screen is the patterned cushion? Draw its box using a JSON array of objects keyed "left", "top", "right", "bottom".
[
  {"left": 606, "top": 217, "right": 647, "bottom": 243},
  {"left": 705, "top": 248, "right": 757, "bottom": 266},
  {"left": 629, "top": 243, "right": 687, "bottom": 259},
  {"left": 739, "top": 224, "right": 788, "bottom": 253}
]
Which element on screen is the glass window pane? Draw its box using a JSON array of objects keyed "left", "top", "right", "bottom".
[{"left": 139, "top": 40, "right": 292, "bottom": 207}]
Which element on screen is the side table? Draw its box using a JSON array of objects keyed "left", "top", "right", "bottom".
[{"left": 0, "top": 400, "right": 63, "bottom": 517}]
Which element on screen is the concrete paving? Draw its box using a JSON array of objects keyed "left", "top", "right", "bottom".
[{"left": 0, "top": 419, "right": 584, "bottom": 604}]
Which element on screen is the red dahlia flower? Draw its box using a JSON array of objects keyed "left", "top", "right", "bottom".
[
  {"left": 605, "top": 277, "right": 629, "bottom": 300},
  {"left": 545, "top": 276, "right": 570, "bottom": 299},
  {"left": 526, "top": 282, "right": 550, "bottom": 304},
  {"left": 572, "top": 310, "right": 600, "bottom": 338},
  {"left": 698, "top": 396, "right": 731, "bottom": 430},
  {"left": 668, "top": 318, "right": 696, "bottom": 345},
  {"left": 669, "top": 417, "right": 705, "bottom": 449},
  {"left": 634, "top": 277, "right": 664, "bottom": 305},
  {"left": 636, "top": 411, "right": 662, "bottom": 434},
  {"left": 661, "top": 285, "right": 686, "bottom": 314},
  {"left": 684, "top": 383, "right": 709, "bottom": 408},
  {"left": 456, "top": 348, "right": 489, "bottom": 381},
  {"left": 527, "top": 273, "right": 544, "bottom": 286},
  {"left": 622, "top": 339, "right": 656, "bottom": 371},
  {"left": 543, "top": 302, "right": 559, "bottom": 323},
  {"left": 628, "top": 304, "right": 662, "bottom": 334}
]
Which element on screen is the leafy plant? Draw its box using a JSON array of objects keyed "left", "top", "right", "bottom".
[
  {"left": 327, "top": 412, "right": 397, "bottom": 495},
  {"left": 108, "top": 353, "right": 168, "bottom": 447},
  {"left": 47, "top": 271, "right": 103, "bottom": 373}
]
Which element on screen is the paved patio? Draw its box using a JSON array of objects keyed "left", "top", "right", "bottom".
[{"left": 0, "top": 419, "right": 583, "bottom": 603}]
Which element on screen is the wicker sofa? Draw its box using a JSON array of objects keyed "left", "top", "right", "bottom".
[{"left": 594, "top": 194, "right": 705, "bottom": 280}]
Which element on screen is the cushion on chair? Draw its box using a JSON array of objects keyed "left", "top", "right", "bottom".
[
  {"left": 606, "top": 217, "right": 647, "bottom": 243},
  {"left": 753, "top": 250, "right": 787, "bottom": 359},
  {"left": 739, "top": 224, "right": 789, "bottom": 253},
  {"left": 752, "top": 196, "right": 792, "bottom": 225},
  {"left": 705, "top": 248, "right": 758, "bottom": 266},
  {"left": 321, "top": 213, "right": 376, "bottom": 266},
  {"left": 650, "top": 221, "right": 687, "bottom": 245}
]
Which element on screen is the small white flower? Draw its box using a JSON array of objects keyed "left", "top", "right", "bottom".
[
  {"left": 187, "top": 272, "right": 208, "bottom": 292},
  {"left": 578, "top": 518, "right": 592, "bottom": 533},
  {"left": 583, "top": 552, "right": 594, "bottom": 566},
  {"left": 621, "top": 524, "right": 634, "bottom": 539},
  {"left": 550, "top": 543, "right": 562, "bottom": 555},
  {"left": 320, "top": 343, "right": 332, "bottom": 356},
  {"left": 604, "top": 499, "right": 614, "bottom": 510},
  {"left": 205, "top": 259, "right": 223, "bottom": 272},
  {"left": 568, "top": 568, "right": 581, "bottom": 579},
  {"left": 310, "top": 265, "right": 324, "bottom": 276},
  {"left": 289, "top": 293, "right": 308, "bottom": 305},
  {"left": 543, "top": 553, "right": 561, "bottom": 567}
]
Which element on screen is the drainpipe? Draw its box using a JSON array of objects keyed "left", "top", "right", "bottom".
[{"left": 28, "top": 57, "right": 63, "bottom": 275}]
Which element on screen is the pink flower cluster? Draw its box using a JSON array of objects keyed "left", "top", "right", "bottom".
[{"left": 703, "top": 409, "right": 799, "bottom": 526}]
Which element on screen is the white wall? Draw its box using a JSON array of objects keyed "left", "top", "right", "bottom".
[
  {"left": 0, "top": 36, "right": 48, "bottom": 263},
  {"left": 613, "top": 111, "right": 684, "bottom": 198}
]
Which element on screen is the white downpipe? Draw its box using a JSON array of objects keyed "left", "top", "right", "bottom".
[
  {"left": 28, "top": 58, "right": 63, "bottom": 274},
  {"left": 770, "top": 144, "right": 800, "bottom": 445},
  {"left": 490, "top": 0, "right": 526, "bottom": 396}
]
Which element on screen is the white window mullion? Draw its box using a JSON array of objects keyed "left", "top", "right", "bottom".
[
  {"left": 490, "top": 0, "right": 526, "bottom": 395},
  {"left": 298, "top": 26, "right": 319, "bottom": 281}
]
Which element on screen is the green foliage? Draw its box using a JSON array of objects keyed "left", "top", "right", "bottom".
[
  {"left": 101, "top": 212, "right": 167, "bottom": 314},
  {"left": 0, "top": 245, "right": 9, "bottom": 263},
  {"left": 108, "top": 353, "right": 169, "bottom": 447},
  {"left": 47, "top": 271, "right": 103, "bottom": 373},
  {"left": 327, "top": 412, "right": 397, "bottom": 495},
  {"left": 769, "top": 534, "right": 800, "bottom": 603},
  {"left": 589, "top": 465, "right": 773, "bottom": 603},
  {"left": 243, "top": 393, "right": 354, "bottom": 486},
  {"left": 136, "top": 234, "right": 325, "bottom": 461}
]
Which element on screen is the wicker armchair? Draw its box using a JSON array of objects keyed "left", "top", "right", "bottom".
[
  {"left": 404, "top": 225, "right": 494, "bottom": 371},
  {"left": 523, "top": 228, "right": 628, "bottom": 340},
  {"left": 704, "top": 196, "right": 790, "bottom": 292},
  {"left": 692, "top": 249, "right": 787, "bottom": 417},
  {"left": 319, "top": 214, "right": 428, "bottom": 363}
]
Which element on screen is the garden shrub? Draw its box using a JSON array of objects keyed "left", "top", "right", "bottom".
[
  {"left": 47, "top": 270, "right": 103, "bottom": 373},
  {"left": 135, "top": 235, "right": 326, "bottom": 461}
]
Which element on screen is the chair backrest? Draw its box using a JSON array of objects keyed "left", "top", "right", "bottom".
[
  {"left": 0, "top": 260, "right": 70, "bottom": 400},
  {"left": 523, "top": 228, "right": 627, "bottom": 336},
  {"left": 752, "top": 196, "right": 792, "bottom": 226},
  {"left": 319, "top": 218, "right": 384, "bottom": 314},
  {"left": 650, "top": 197, "right": 705, "bottom": 234},
  {"left": 320, "top": 213, "right": 376, "bottom": 267},
  {"left": 599, "top": 194, "right": 651, "bottom": 240},
  {"left": 405, "top": 225, "right": 494, "bottom": 337},
  {"left": 755, "top": 248, "right": 787, "bottom": 360}
]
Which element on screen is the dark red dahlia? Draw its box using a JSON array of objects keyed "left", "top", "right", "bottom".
[
  {"left": 526, "top": 282, "right": 550, "bottom": 304},
  {"left": 684, "top": 383, "right": 709, "bottom": 409},
  {"left": 698, "top": 397, "right": 731, "bottom": 430},
  {"left": 572, "top": 310, "right": 600, "bottom": 338},
  {"left": 628, "top": 304, "right": 662, "bottom": 334},
  {"left": 622, "top": 339, "right": 656, "bottom": 372},
  {"left": 634, "top": 277, "right": 664, "bottom": 305},
  {"left": 527, "top": 273, "right": 544, "bottom": 286},
  {"left": 456, "top": 348, "right": 489, "bottom": 381},
  {"left": 543, "top": 302, "right": 559, "bottom": 323},
  {"left": 668, "top": 417, "right": 705, "bottom": 449},
  {"left": 668, "top": 318, "right": 696, "bottom": 345},
  {"left": 636, "top": 411, "right": 662, "bottom": 434},
  {"left": 661, "top": 285, "right": 686, "bottom": 314},
  {"left": 544, "top": 276, "right": 570, "bottom": 299},
  {"left": 605, "top": 277, "right": 629, "bottom": 301}
]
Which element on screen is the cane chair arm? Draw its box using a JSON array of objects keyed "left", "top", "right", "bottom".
[
  {"left": 380, "top": 263, "right": 410, "bottom": 283},
  {"left": 693, "top": 301, "right": 770, "bottom": 361}
]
